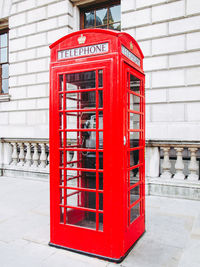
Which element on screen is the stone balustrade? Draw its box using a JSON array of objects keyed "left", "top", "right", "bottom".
[
  {"left": 146, "top": 141, "right": 200, "bottom": 181},
  {"left": 145, "top": 141, "right": 200, "bottom": 200},
  {"left": 0, "top": 138, "right": 50, "bottom": 178}
]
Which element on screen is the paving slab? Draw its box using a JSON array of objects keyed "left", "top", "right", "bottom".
[{"left": 0, "top": 176, "right": 200, "bottom": 267}]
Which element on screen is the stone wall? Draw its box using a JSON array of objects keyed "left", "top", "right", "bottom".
[
  {"left": 121, "top": 0, "right": 200, "bottom": 141},
  {"left": 0, "top": 0, "right": 79, "bottom": 138}
]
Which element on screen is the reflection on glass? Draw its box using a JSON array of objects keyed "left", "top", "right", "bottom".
[
  {"left": 0, "top": 33, "right": 7, "bottom": 48},
  {"left": 66, "top": 91, "right": 96, "bottom": 110},
  {"left": 130, "top": 94, "right": 140, "bottom": 111},
  {"left": 0, "top": 48, "right": 7, "bottom": 63},
  {"left": 84, "top": 11, "right": 95, "bottom": 28},
  {"left": 130, "top": 113, "right": 140, "bottom": 129},
  {"left": 130, "top": 168, "right": 140, "bottom": 185},
  {"left": 130, "top": 150, "right": 139, "bottom": 167},
  {"left": 130, "top": 74, "right": 140, "bottom": 93},
  {"left": 109, "top": 22, "right": 121, "bottom": 31},
  {"left": 130, "top": 202, "right": 140, "bottom": 223},
  {"left": 98, "top": 91, "right": 103, "bottom": 107},
  {"left": 2, "top": 79, "right": 9, "bottom": 93},
  {"left": 99, "top": 152, "right": 103, "bottom": 169},
  {"left": 109, "top": 5, "right": 121, "bottom": 23},
  {"left": 130, "top": 132, "right": 139, "bottom": 148},
  {"left": 98, "top": 70, "right": 103, "bottom": 88},
  {"left": 2, "top": 64, "right": 9, "bottom": 78},
  {"left": 59, "top": 75, "right": 63, "bottom": 91},
  {"left": 66, "top": 71, "right": 96, "bottom": 90},
  {"left": 66, "top": 131, "right": 97, "bottom": 149},
  {"left": 99, "top": 193, "right": 103, "bottom": 210},
  {"left": 130, "top": 186, "right": 140, "bottom": 205},
  {"left": 96, "top": 8, "right": 107, "bottom": 25},
  {"left": 67, "top": 189, "right": 96, "bottom": 210},
  {"left": 99, "top": 214, "right": 103, "bottom": 231}
]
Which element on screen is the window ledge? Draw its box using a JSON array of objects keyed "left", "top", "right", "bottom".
[{"left": 0, "top": 94, "right": 10, "bottom": 102}]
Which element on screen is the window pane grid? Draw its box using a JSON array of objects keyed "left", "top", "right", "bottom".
[
  {"left": 59, "top": 70, "right": 104, "bottom": 231},
  {"left": 127, "top": 73, "right": 144, "bottom": 226}
]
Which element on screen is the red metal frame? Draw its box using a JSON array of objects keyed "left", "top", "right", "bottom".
[{"left": 49, "top": 29, "right": 145, "bottom": 262}]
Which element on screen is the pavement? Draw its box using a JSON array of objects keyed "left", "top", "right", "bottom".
[{"left": 0, "top": 176, "right": 200, "bottom": 267}]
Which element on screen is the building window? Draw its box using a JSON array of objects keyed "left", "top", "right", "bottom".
[
  {"left": 80, "top": 1, "right": 121, "bottom": 31},
  {"left": 0, "top": 29, "right": 9, "bottom": 94}
]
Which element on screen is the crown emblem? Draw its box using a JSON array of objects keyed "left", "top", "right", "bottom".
[
  {"left": 78, "top": 34, "right": 86, "bottom": 44},
  {"left": 130, "top": 42, "right": 133, "bottom": 50}
]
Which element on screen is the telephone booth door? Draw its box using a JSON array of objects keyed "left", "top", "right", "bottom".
[{"left": 49, "top": 29, "right": 145, "bottom": 262}]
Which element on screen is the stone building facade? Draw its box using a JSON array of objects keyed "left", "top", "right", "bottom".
[{"left": 0, "top": 0, "right": 200, "bottom": 198}]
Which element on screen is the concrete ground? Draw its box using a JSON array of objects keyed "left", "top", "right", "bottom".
[{"left": 0, "top": 176, "right": 200, "bottom": 267}]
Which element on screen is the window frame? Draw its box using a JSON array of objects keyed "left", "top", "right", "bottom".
[
  {"left": 0, "top": 28, "right": 9, "bottom": 95},
  {"left": 80, "top": 0, "right": 121, "bottom": 30}
]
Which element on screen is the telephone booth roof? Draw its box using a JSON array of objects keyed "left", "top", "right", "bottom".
[{"left": 50, "top": 29, "right": 144, "bottom": 72}]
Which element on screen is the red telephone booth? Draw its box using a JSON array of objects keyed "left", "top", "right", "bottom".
[{"left": 49, "top": 29, "right": 145, "bottom": 262}]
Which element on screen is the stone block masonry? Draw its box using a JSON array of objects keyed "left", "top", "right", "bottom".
[
  {"left": 0, "top": 0, "right": 76, "bottom": 138},
  {"left": 121, "top": 0, "right": 200, "bottom": 141}
]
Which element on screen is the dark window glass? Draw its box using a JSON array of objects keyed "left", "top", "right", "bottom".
[
  {"left": 0, "top": 30, "right": 9, "bottom": 94},
  {"left": 81, "top": 3, "right": 121, "bottom": 31}
]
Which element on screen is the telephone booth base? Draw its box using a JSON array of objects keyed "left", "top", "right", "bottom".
[{"left": 49, "top": 230, "right": 145, "bottom": 263}]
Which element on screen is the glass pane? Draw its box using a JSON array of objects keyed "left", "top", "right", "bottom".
[
  {"left": 59, "top": 113, "right": 64, "bottom": 129},
  {"left": 130, "top": 150, "right": 139, "bottom": 167},
  {"left": 59, "top": 94, "right": 64, "bottom": 110},
  {"left": 98, "top": 70, "right": 103, "bottom": 88},
  {"left": 2, "top": 79, "right": 9, "bottom": 93},
  {"left": 66, "top": 111, "right": 96, "bottom": 130},
  {"left": 98, "top": 91, "right": 103, "bottom": 107},
  {"left": 99, "top": 193, "right": 103, "bottom": 210},
  {"left": 130, "top": 94, "right": 140, "bottom": 111},
  {"left": 66, "top": 91, "right": 96, "bottom": 110},
  {"left": 67, "top": 170, "right": 97, "bottom": 189},
  {"left": 129, "top": 113, "right": 140, "bottom": 129},
  {"left": 66, "top": 131, "right": 96, "bottom": 149},
  {"left": 0, "top": 48, "right": 7, "bottom": 63},
  {"left": 0, "top": 33, "right": 7, "bottom": 48},
  {"left": 59, "top": 75, "right": 63, "bottom": 91},
  {"left": 130, "top": 168, "right": 140, "bottom": 185},
  {"left": 60, "top": 207, "right": 64, "bottom": 223},
  {"left": 130, "top": 132, "right": 139, "bottom": 148},
  {"left": 130, "top": 186, "right": 140, "bottom": 205},
  {"left": 99, "top": 152, "right": 103, "bottom": 169},
  {"left": 99, "top": 214, "right": 103, "bottom": 231},
  {"left": 96, "top": 8, "right": 107, "bottom": 26},
  {"left": 109, "top": 22, "right": 121, "bottom": 31},
  {"left": 59, "top": 131, "right": 64, "bottom": 147},
  {"left": 109, "top": 5, "right": 121, "bottom": 23},
  {"left": 130, "top": 202, "right": 140, "bottom": 223},
  {"left": 67, "top": 189, "right": 96, "bottom": 210},
  {"left": 130, "top": 74, "right": 140, "bottom": 93},
  {"left": 84, "top": 11, "right": 95, "bottom": 28},
  {"left": 60, "top": 151, "right": 64, "bottom": 167},
  {"left": 98, "top": 111, "right": 103, "bottom": 128},
  {"left": 66, "top": 71, "right": 96, "bottom": 90},
  {"left": 2, "top": 64, "right": 9, "bottom": 79},
  {"left": 66, "top": 208, "right": 96, "bottom": 229},
  {"left": 99, "top": 131, "right": 103, "bottom": 148}
]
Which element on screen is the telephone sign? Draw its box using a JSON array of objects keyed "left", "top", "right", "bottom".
[{"left": 49, "top": 29, "right": 145, "bottom": 262}]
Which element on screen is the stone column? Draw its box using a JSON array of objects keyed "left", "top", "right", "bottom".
[
  {"left": 160, "top": 147, "right": 172, "bottom": 179},
  {"left": 174, "top": 147, "right": 185, "bottom": 180},
  {"left": 188, "top": 148, "right": 199, "bottom": 181}
]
